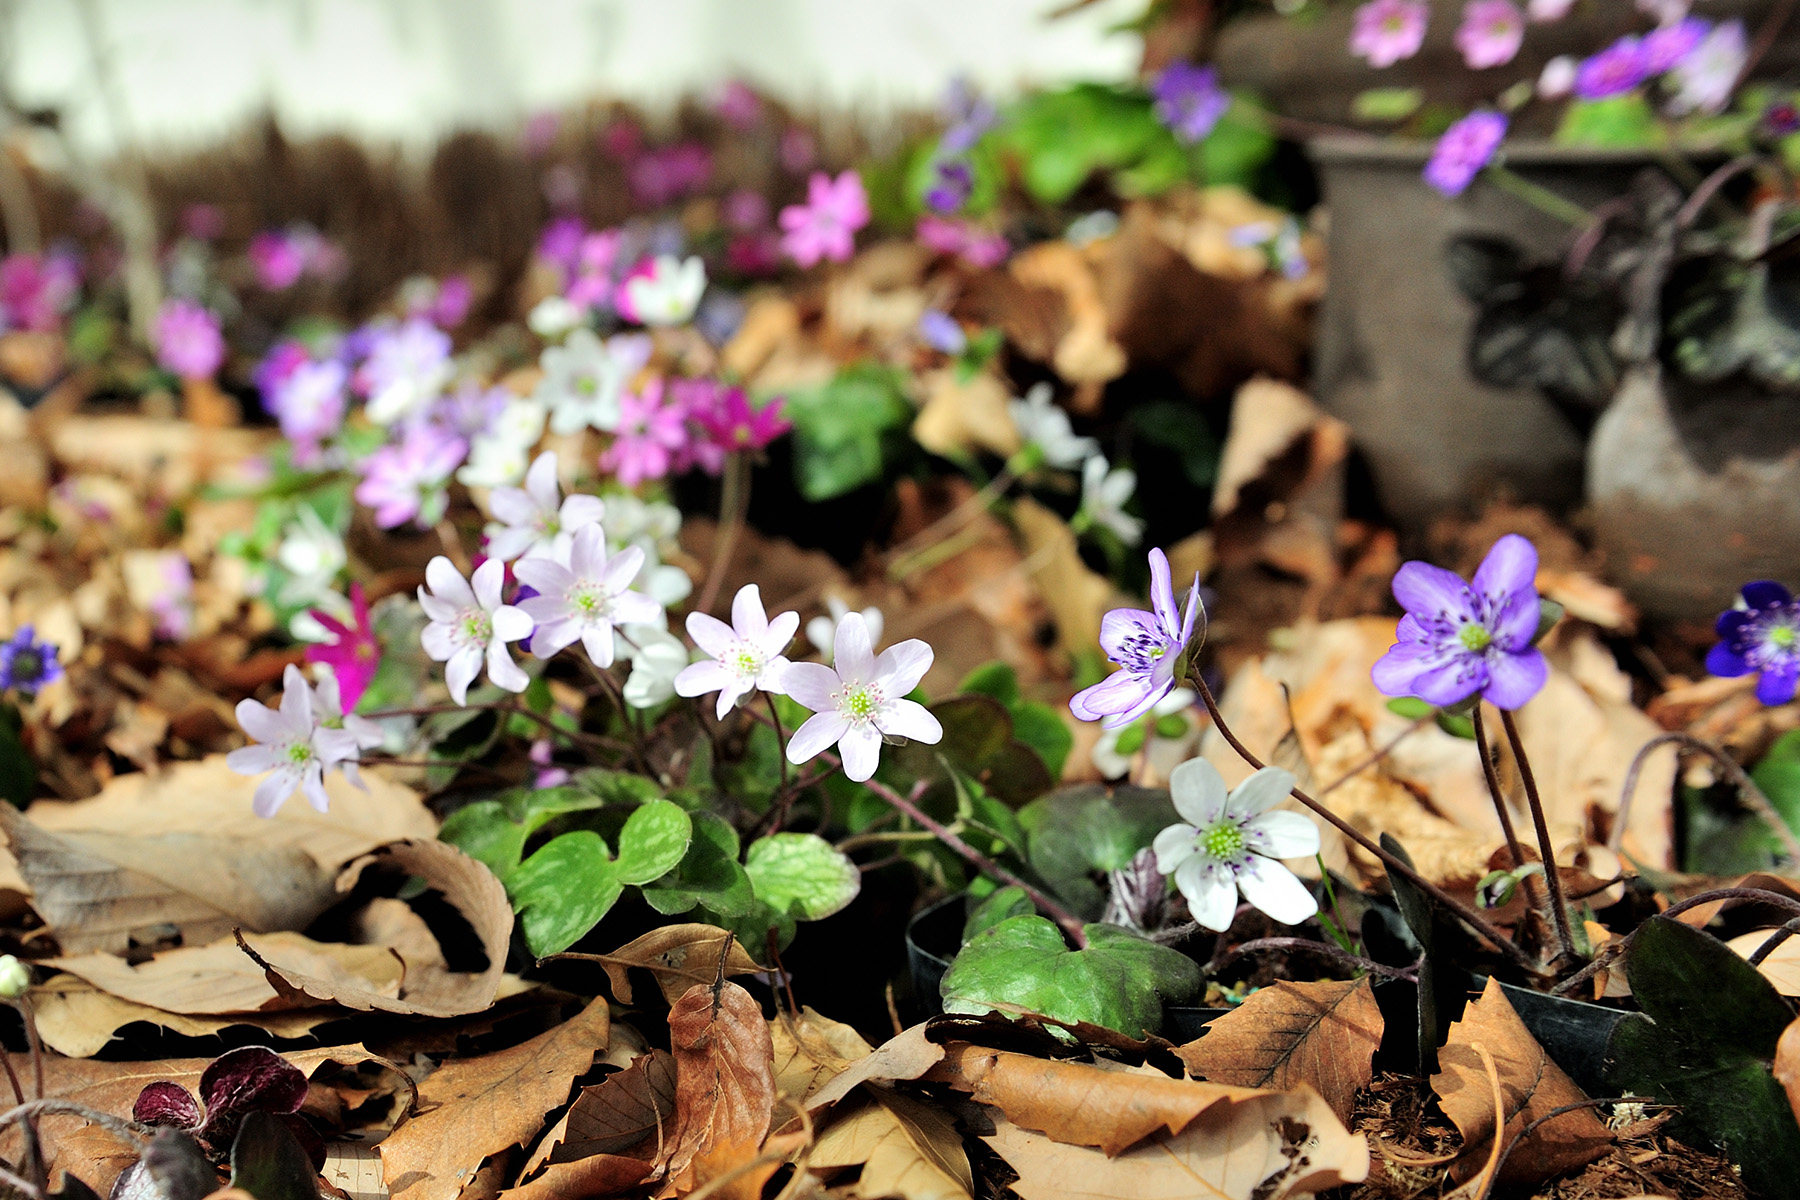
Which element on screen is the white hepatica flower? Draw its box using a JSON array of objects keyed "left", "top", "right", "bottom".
[
  {"left": 624, "top": 255, "right": 706, "bottom": 327},
  {"left": 458, "top": 397, "right": 547, "bottom": 489},
  {"left": 311, "top": 666, "right": 385, "bottom": 788},
  {"left": 1079, "top": 455, "right": 1144, "bottom": 546},
  {"left": 1008, "top": 382, "right": 1098, "bottom": 470},
  {"left": 604, "top": 493, "right": 693, "bottom": 606},
  {"left": 227, "top": 664, "right": 361, "bottom": 817},
  {"left": 418, "top": 556, "right": 532, "bottom": 704},
  {"left": 536, "top": 329, "right": 651, "bottom": 435},
  {"left": 1152, "top": 760, "right": 1320, "bottom": 932},
  {"left": 486, "top": 450, "right": 605, "bottom": 562},
  {"left": 783, "top": 613, "right": 943, "bottom": 782},
  {"left": 527, "top": 295, "right": 582, "bottom": 339},
  {"left": 514, "top": 525, "right": 663, "bottom": 667},
  {"left": 675, "top": 584, "right": 800, "bottom": 719},
  {"left": 806, "top": 595, "right": 884, "bottom": 658},
  {"left": 621, "top": 624, "right": 691, "bottom": 708},
  {"left": 1092, "top": 686, "right": 1199, "bottom": 781},
  {"left": 274, "top": 504, "right": 348, "bottom": 610}
]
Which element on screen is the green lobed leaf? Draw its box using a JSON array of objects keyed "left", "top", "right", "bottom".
[
  {"left": 962, "top": 886, "right": 1036, "bottom": 944},
  {"left": 612, "top": 799, "right": 693, "bottom": 886},
  {"left": 940, "top": 915, "right": 1199, "bottom": 1037},
  {"left": 1608, "top": 916, "right": 1800, "bottom": 1197},
  {"left": 642, "top": 812, "right": 755, "bottom": 917},
  {"left": 1016, "top": 784, "right": 1178, "bottom": 919},
  {"left": 744, "top": 832, "right": 861, "bottom": 922},
  {"left": 508, "top": 831, "right": 624, "bottom": 957}
]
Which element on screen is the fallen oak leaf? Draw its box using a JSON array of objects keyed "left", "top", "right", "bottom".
[
  {"left": 552, "top": 924, "right": 762, "bottom": 1006},
  {"left": 543, "top": 1049, "right": 677, "bottom": 1165},
  {"left": 1431, "top": 978, "right": 1611, "bottom": 1188},
  {"left": 660, "top": 980, "right": 779, "bottom": 1200},
  {"left": 1174, "top": 977, "right": 1383, "bottom": 1125},
  {"left": 378, "top": 997, "right": 612, "bottom": 1200},
  {"left": 1444, "top": 1043, "right": 1507, "bottom": 1200},
  {"left": 809, "top": 1092, "right": 973, "bottom": 1200}
]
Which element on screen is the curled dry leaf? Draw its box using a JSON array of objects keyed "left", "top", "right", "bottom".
[
  {"left": 1773, "top": 1017, "right": 1800, "bottom": 1128},
  {"left": 662, "top": 980, "right": 779, "bottom": 1200},
  {"left": 378, "top": 997, "right": 612, "bottom": 1200},
  {"left": 50, "top": 932, "right": 404, "bottom": 1016},
  {"left": 809, "top": 1092, "right": 973, "bottom": 1200},
  {"left": 771, "top": 1005, "right": 875, "bottom": 1106},
  {"left": 912, "top": 370, "right": 1021, "bottom": 462},
  {"left": 1175, "top": 977, "right": 1383, "bottom": 1126},
  {"left": 28, "top": 970, "right": 335, "bottom": 1058},
  {"left": 1430, "top": 978, "right": 1611, "bottom": 1187},
  {"left": 804, "top": 1022, "right": 946, "bottom": 1112},
  {"left": 559, "top": 924, "right": 762, "bottom": 1006},
  {"left": 508, "top": 1050, "right": 677, "bottom": 1200}
]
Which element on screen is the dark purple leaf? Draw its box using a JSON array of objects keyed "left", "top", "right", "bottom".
[
  {"left": 196, "top": 1046, "right": 309, "bottom": 1147},
  {"left": 132, "top": 1082, "right": 201, "bottom": 1130}
]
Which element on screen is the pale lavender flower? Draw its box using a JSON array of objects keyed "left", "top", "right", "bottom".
[
  {"left": 674, "top": 584, "right": 800, "bottom": 719},
  {"left": 918, "top": 310, "right": 967, "bottom": 355},
  {"left": 781, "top": 613, "right": 942, "bottom": 782},
  {"left": 1152, "top": 760, "right": 1320, "bottom": 931},
  {"left": 1371, "top": 533, "right": 1547, "bottom": 710},
  {"left": 1455, "top": 0, "right": 1525, "bottom": 69},
  {"left": 1527, "top": 0, "right": 1573, "bottom": 20},
  {"left": 269, "top": 358, "right": 348, "bottom": 457},
  {"left": 423, "top": 379, "right": 510, "bottom": 443},
  {"left": 310, "top": 666, "right": 384, "bottom": 789},
  {"left": 155, "top": 299, "right": 225, "bottom": 380},
  {"left": 354, "top": 425, "right": 466, "bottom": 530},
  {"left": 515, "top": 525, "right": 662, "bottom": 668},
  {"left": 227, "top": 664, "right": 362, "bottom": 817},
  {"left": 1575, "top": 37, "right": 1650, "bottom": 99},
  {"left": 1538, "top": 55, "right": 1579, "bottom": 98},
  {"left": 1667, "top": 19, "right": 1747, "bottom": 115},
  {"left": 361, "top": 318, "right": 452, "bottom": 425},
  {"left": 1011, "top": 382, "right": 1099, "bottom": 471},
  {"left": 1078, "top": 456, "right": 1143, "bottom": 545},
  {"left": 1069, "top": 548, "right": 1201, "bottom": 729},
  {"left": 1424, "top": 110, "right": 1507, "bottom": 197},
  {"left": 418, "top": 556, "right": 532, "bottom": 704},
  {"left": 1150, "top": 63, "right": 1230, "bottom": 143},
  {"left": 1350, "top": 0, "right": 1430, "bottom": 67},
  {"left": 806, "top": 596, "right": 883, "bottom": 658},
  {"left": 485, "top": 450, "right": 605, "bottom": 562}
]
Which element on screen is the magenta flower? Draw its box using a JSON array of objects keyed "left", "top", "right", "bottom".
[
  {"left": 250, "top": 231, "right": 307, "bottom": 290},
  {"left": 1455, "top": 0, "right": 1525, "bottom": 69},
  {"left": 1424, "top": 110, "right": 1507, "bottom": 197},
  {"left": 782, "top": 613, "right": 942, "bottom": 783},
  {"left": 1705, "top": 581, "right": 1800, "bottom": 705},
  {"left": 1151, "top": 62, "right": 1230, "bottom": 143},
  {"left": 1575, "top": 37, "right": 1650, "bottom": 99},
  {"left": 1350, "top": 0, "right": 1430, "bottom": 68},
  {"left": 354, "top": 425, "right": 466, "bottom": 529},
  {"left": 1070, "top": 548, "right": 1201, "bottom": 729},
  {"left": 602, "top": 379, "right": 689, "bottom": 487},
  {"left": 0, "top": 251, "right": 79, "bottom": 333},
  {"left": 1371, "top": 534, "right": 1547, "bottom": 711},
  {"left": 779, "top": 171, "right": 870, "bottom": 268},
  {"left": 155, "top": 299, "right": 225, "bottom": 380},
  {"left": 715, "top": 80, "right": 763, "bottom": 130},
  {"left": 306, "top": 583, "right": 380, "bottom": 712},
  {"left": 697, "top": 386, "right": 790, "bottom": 455},
  {"left": 916, "top": 217, "right": 1009, "bottom": 268}
]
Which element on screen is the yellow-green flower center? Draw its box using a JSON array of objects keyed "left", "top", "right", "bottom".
[
  {"left": 731, "top": 646, "right": 763, "bottom": 677},
  {"left": 1201, "top": 822, "right": 1246, "bottom": 861},
  {"left": 1773, "top": 624, "right": 1798, "bottom": 649},
  {"left": 841, "top": 684, "right": 880, "bottom": 721},
  {"left": 286, "top": 741, "right": 315, "bottom": 765},
  {"left": 461, "top": 613, "right": 491, "bottom": 642},
  {"left": 1458, "top": 622, "right": 1492, "bottom": 653}
]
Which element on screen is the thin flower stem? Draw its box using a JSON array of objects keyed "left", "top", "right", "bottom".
[
  {"left": 1206, "top": 936, "right": 1420, "bottom": 983},
  {"left": 1555, "top": 886, "right": 1800, "bottom": 996},
  {"left": 1749, "top": 917, "right": 1800, "bottom": 967},
  {"left": 1500, "top": 710, "right": 1576, "bottom": 963},
  {"left": 1483, "top": 163, "right": 1594, "bottom": 228},
  {"left": 1191, "top": 674, "right": 1544, "bottom": 976},
  {"left": 1613, "top": 732, "right": 1800, "bottom": 864},
  {"left": 0, "top": 1098, "right": 145, "bottom": 1142},
  {"left": 17, "top": 1001, "right": 42, "bottom": 1102},
  {"left": 696, "top": 450, "right": 752, "bottom": 616},
  {"left": 766, "top": 693, "right": 790, "bottom": 792},
  {"left": 1471, "top": 706, "right": 1548, "bottom": 937},
  {"left": 582, "top": 657, "right": 651, "bottom": 776},
  {"left": 844, "top": 760, "right": 1090, "bottom": 949},
  {"left": 433, "top": 518, "right": 472, "bottom": 575},
  {"left": 0, "top": 1040, "right": 23, "bottom": 1110},
  {"left": 0, "top": 1164, "right": 44, "bottom": 1200}
]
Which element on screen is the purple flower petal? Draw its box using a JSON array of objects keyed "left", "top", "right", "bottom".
[
  {"left": 1098, "top": 607, "right": 1164, "bottom": 661},
  {"left": 1482, "top": 647, "right": 1548, "bottom": 709},
  {"left": 1716, "top": 607, "right": 1755, "bottom": 640},
  {"left": 1409, "top": 655, "right": 1489, "bottom": 708},
  {"left": 1706, "top": 640, "right": 1753, "bottom": 678},
  {"left": 1743, "top": 581, "right": 1793, "bottom": 610},
  {"left": 1758, "top": 663, "right": 1800, "bottom": 706},
  {"left": 1391, "top": 561, "right": 1478, "bottom": 626},
  {"left": 1471, "top": 533, "right": 1538, "bottom": 601},
  {"left": 1489, "top": 586, "right": 1542, "bottom": 650}
]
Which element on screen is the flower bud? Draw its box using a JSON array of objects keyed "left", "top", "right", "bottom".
[{"left": 0, "top": 955, "right": 31, "bottom": 999}]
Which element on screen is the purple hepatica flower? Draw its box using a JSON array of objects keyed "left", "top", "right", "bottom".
[
  {"left": 918, "top": 309, "right": 968, "bottom": 356},
  {"left": 1455, "top": 0, "right": 1525, "bottom": 70},
  {"left": 1151, "top": 63, "right": 1230, "bottom": 144},
  {"left": 0, "top": 627, "right": 62, "bottom": 696},
  {"left": 1070, "top": 547, "right": 1201, "bottom": 729},
  {"left": 1351, "top": 0, "right": 1430, "bottom": 68},
  {"left": 155, "top": 299, "right": 225, "bottom": 380},
  {"left": 925, "top": 159, "right": 975, "bottom": 214},
  {"left": 1706, "top": 582, "right": 1800, "bottom": 704},
  {"left": 1424, "top": 110, "right": 1507, "bottom": 197},
  {"left": 1643, "top": 16, "right": 1709, "bottom": 74},
  {"left": 1371, "top": 533, "right": 1547, "bottom": 710},
  {"left": 1575, "top": 37, "right": 1650, "bottom": 99},
  {"left": 269, "top": 358, "right": 348, "bottom": 461}
]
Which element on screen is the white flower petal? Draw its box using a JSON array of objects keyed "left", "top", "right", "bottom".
[
  {"left": 787, "top": 711, "right": 849, "bottom": 765},
  {"left": 445, "top": 647, "right": 483, "bottom": 705},
  {"left": 1247, "top": 810, "right": 1321, "bottom": 861},
  {"left": 1168, "top": 757, "right": 1229, "bottom": 828},
  {"left": 1236, "top": 857, "right": 1318, "bottom": 926},
  {"left": 1152, "top": 823, "right": 1199, "bottom": 875},
  {"left": 425, "top": 556, "right": 475, "bottom": 609},
  {"left": 1228, "top": 766, "right": 1299, "bottom": 819},
  {"left": 838, "top": 725, "right": 882, "bottom": 782},
  {"left": 877, "top": 698, "right": 942, "bottom": 744},
  {"left": 1176, "top": 858, "right": 1237, "bottom": 931}
]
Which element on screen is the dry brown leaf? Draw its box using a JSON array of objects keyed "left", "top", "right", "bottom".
[
  {"left": 662, "top": 981, "right": 779, "bottom": 1200},
  {"left": 979, "top": 1086, "right": 1368, "bottom": 1200},
  {"left": 1430, "top": 979, "right": 1611, "bottom": 1186},
  {"left": 1728, "top": 929, "right": 1800, "bottom": 995},
  {"left": 805, "top": 1023, "right": 946, "bottom": 1112},
  {"left": 926, "top": 1043, "right": 1273, "bottom": 1157},
  {"left": 49, "top": 931, "right": 404, "bottom": 1015},
  {"left": 573, "top": 924, "right": 762, "bottom": 1006},
  {"left": 1174, "top": 977, "right": 1382, "bottom": 1125},
  {"left": 29, "top": 971, "right": 335, "bottom": 1057},
  {"left": 379, "top": 997, "right": 611, "bottom": 1200},
  {"left": 323, "top": 1144, "right": 389, "bottom": 1200},
  {"left": 500, "top": 1152, "right": 663, "bottom": 1200},
  {"left": 48, "top": 415, "right": 268, "bottom": 497},
  {"left": 809, "top": 1092, "right": 973, "bottom": 1200},
  {"left": 244, "top": 839, "right": 511, "bottom": 1018},
  {"left": 772, "top": 1006, "right": 876, "bottom": 1105},
  {"left": 912, "top": 370, "right": 1021, "bottom": 461},
  {"left": 547, "top": 1049, "right": 677, "bottom": 1166},
  {"left": 1775, "top": 1016, "right": 1800, "bottom": 1129},
  {"left": 1008, "top": 242, "right": 1127, "bottom": 390},
  {"left": 1012, "top": 498, "right": 1128, "bottom": 661}
]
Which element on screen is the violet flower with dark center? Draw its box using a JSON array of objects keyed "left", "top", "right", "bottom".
[
  {"left": 1151, "top": 62, "right": 1230, "bottom": 144},
  {"left": 1371, "top": 532, "right": 1547, "bottom": 710},
  {"left": 1707, "top": 581, "right": 1800, "bottom": 704},
  {"left": 0, "top": 626, "right": 61, "bottom": 696},
  {"left": 1069, "top": 547, "right": 1201, "bottom": 729}
]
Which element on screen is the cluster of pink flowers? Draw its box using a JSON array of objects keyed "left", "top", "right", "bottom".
[
  {"left": 779, "top": 171, "right": 869, "bottom": 268},
  {"left": 603, "top": 378, "right": 791, "bottom": 487},
  {"left": 154, "top": 298, "right": 226, "bottom": 380},
  {"left": 0, "top": 251, "right": 80, "bottom": 334},
  {"left": 248, "top": 225, "right": 344, "bottom": 291},
  {"left": 629, "top": 144, "right": 714, "bottom": 208},
  {"left": 916, "top": 217, "right": 1009, "bottom": 268}
]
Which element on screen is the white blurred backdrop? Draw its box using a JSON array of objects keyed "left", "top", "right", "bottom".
[{"left": 1, "top": 0, "right": 1141, "bottom": 153}]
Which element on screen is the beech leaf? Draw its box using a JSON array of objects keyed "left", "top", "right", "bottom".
[
  {"left": 664, "top": 980, "right": 779, "bottom": 1200},
  {"left": 809, "top": 1092, "right": 973, "bottom": 1200},
  {"left": 555, "top": 924, "right": 763, "bottom": 1006}
]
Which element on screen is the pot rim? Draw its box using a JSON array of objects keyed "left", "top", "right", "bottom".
[{"left": 1308, "top": 135, "right": 1725, "bottom": 167}]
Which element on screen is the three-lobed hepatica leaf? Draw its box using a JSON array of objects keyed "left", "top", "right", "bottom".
[
  {"left": 940, "top": 914, "right": 1200, "bottom": 1038},
  {"left": 641, "top": 811, "right": 755, "bottom": 919},
  {"left": 507, "top": 799, "right": 693, "bottom": 956},
  {"left": 727, "top": 832, "right": 863, "bottom": 948},
  {"left": 1608, "top": 915, "right": 1800, "bottom": 1198},
  {"left": 1015, "top": 785, "right": 1180, "bottom": 920}
]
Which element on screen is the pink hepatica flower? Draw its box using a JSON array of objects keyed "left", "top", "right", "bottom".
[
  {"left": 515, "top": 525, "right": 662, "bottom": 668},
  {"left": 1070, "top": 547, "right": 1201, "bottom": 729},
  {"left": 486, "top": 450, "right": 605, "bottom": 562},
  {"left": 1424, "top": 110, "right": 1507, "bottom": 197},
  {"left": 155, "top": 299, "right": 225, "bottom": 380},
  {"left": 1152, "top": 760, "right": 1320, "bottom": 931},
  {"left": 676, "top": 584, "right": 800, "bottom": 719},
  {"left": 1455, "top": 0, "right": 1525, "bottom": 69},
  {"left": 698, "top": 386, "right": 790, "bottom": 455},
  {"left": 782, "top": 613, "right": 943, "bottom": 782},
  {"left": 779, "top": 171, "right": 870, "bottom": 268},
  {"left": 306, "top": 583, "right": 380, "bottom": 712},
  {"left": 603, "top": 379, "right": 689, "bottom": 487},
  {"left": 354, "top": 425, "right": 466, "bottom": 529},
  {"left": 0, "top": 252, "right": 79, "bottom": 333},
  {"left": 1350, "top": 0, "right": 1429, "bottom": 68},
  {"left": 269, "top": 358, "right": 348, "bottom": 460},
  {"left": 1668, "top": 19, "right": 1747, "bottom": 115},
  {"left": 250, "top": 230, "right": 307, "bottom": 290},
  {"left": 618, "top": 255, "right": 706, "bottom": 327},
  {"left": 419, "top": 556, "right": 532, "bottom": 704},
  {"left": 228, "top": 664, "right": 362, "bottom": 817},
  {"left": 915, "top": 217, "right": 1009, "bottom": 268}
]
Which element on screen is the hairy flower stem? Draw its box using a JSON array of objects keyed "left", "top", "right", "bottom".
[
  {"left": 846, "top": 762, "right": 1089, "bottom": 949},
  {"left": 697, "top": 451, "right": 752, "bottom": 616},
  {"left": 1191, "top": 673, "right": 1544, "bottom": 976},
  {"left": 1470, "top": 706, "right": 1549, "bottom": 938},
  {"left": 1499, "top": 710, "right": 1576, "bottom": 962}
]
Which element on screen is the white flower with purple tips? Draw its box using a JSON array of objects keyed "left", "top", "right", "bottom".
[
  {"left": 783, "top": 613, "right": 942, "bottom": 783},
  {"left": 675, "top": 585, "right": 799, "bottom": 720},
  {"left": 418, "top": 556, "right": 532, "bottom": 705},
  {"left": 1153, "top": 760, "right": 1320, "bottom": 932}
]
